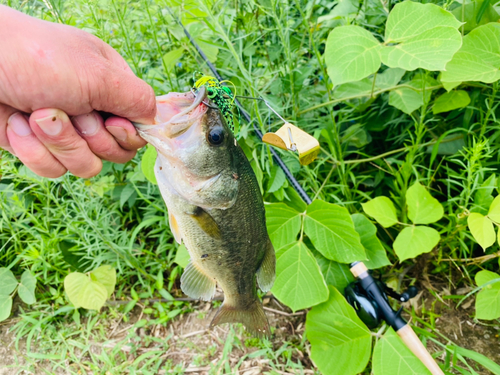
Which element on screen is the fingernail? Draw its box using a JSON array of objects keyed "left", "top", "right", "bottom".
[
  {"left": 35, "top": 112, "right": 63, "bottom": 136},
  {"left": 106, "top": 126, "right": 128, "bottom": 142},
  {"left": 73, "top": 112, "right": 99, "bottom": 136},
  {"left": 8, "top": 113, "right": 32, "bottom": 137}
]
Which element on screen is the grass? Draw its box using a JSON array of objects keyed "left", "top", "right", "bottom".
[{"left": 1, "top": 0, "right": 500, "bottom": 374}]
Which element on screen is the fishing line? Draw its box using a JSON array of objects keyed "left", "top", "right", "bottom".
[{"left": 164, "top": 6, "right": 312, "bottom": 205}]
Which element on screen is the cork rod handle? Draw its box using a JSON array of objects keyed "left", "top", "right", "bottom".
[{"left": 397, "top": 324, "right": 444, "bottom": 375}]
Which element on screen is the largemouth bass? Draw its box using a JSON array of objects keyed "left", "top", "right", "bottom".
[{"left": 134, "top": 86, "right": 276, "bottom": 336}]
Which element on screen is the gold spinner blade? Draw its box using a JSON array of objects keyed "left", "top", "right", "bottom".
[{"left": 262, "top": 123, "right": 320, "bottom": 166}]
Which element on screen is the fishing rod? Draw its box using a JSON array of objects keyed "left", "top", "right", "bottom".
[
  {"left": 164, "top": 6, "right": 312, "bottom": 205},
  {"left": 347, "top": 262, "right": 444, "bottom": 375}
]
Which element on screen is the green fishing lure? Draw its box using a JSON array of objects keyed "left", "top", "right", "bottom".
[{"left": 193, "top": 75, "right": 239, "bottom": 135}]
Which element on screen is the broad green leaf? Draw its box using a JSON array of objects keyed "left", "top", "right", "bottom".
[
  {"left": 352, "top": 213, "right": 390, "bottom": 269},
  {"left": 372, "top": 328, "right": 432, "bottom": 375},
  {"left": 451, "top": 0, "right": 500, "bottom": 33},
  {"left": 304, "top": 200, "right": 366, "bottom": 263},
  {"left": 474, "top": 175, "right": 497, "bottom": 212},
  {"left": 284, "top": 186, "right": 307, "bottom": 213},
  {"left": 318, "top": 0, "right": 359, "bottom": 22},
  {"left": 174, "top": 244, "right": 190, "bottom": 268},
  {"left": 314, "top": 250, "right": 354, "bottom": 294},
  {"left": 388, "top": 75, "right": 438, "bottom": 114},
  {"left": 325, "top": 25, "right": 382, "bottom": 86},
  {"left": 90, "top": 265, "right": 116, "bottom": 298},
  {"left": 267, "top": 165, "right": 286, "bottom": 193},
  {"left": 0, "top": 268, "right": 18, "bottom": 295},
  {"left": 65, "top": 273, "right": 88, "bottom": 308},
  {"left": 141, "top": 145, "right": 157, "bottom": 185},
  {"left": 17, "top": 270, "right": 36, "bottom": 305},
  {"left": 375, "top": 68, "right": 406, "bottom": 89},
  {"left": 361, "top": 196, "right": 398, "bottom": 228},
  {"left": 467, "top": 213, "right": 496, "bottom": 250},
  {"left": 406, "top": 182, "right": 444, "bottom": 224},
  {"left": 393, "top": 226, "right": 440, "bottom": 261},
  {"left": 77, "top": 279, "right": 109, "bottom": 311},
  {"left": 333, "top": 68, "right": 406, "bottom": 100},
  {"left": 382, "top": 2, "right": 462, "bottom": 71},
  {"left": 59, "top": 240, "right": 86, "bottom": 272},
  {"left": 433, "top": 90, "right": 471, "bottom": 114},
  {"left": 475, "top": 270, "right": 500, "bottom": 320},
  {"left": 265, "top": 203, "right": 301, "bottom": 250},
  {"left": 488, "top": 195, "right": 500, "bottom": 223},
  {"left": 120, "top": 184, "right": 136, "bottom": 209},
  {"left": 162, "top": 47, "right": 184, "bottom": 70},
  {"left": 272, "top": 242, "right": 329, "bottom": 312},
  {"left": 389, "top": 87, "right": 424, "bottom": 114},
  {"left": 442, "top": 23, "right": 500, "bottom": 83},
  {"left": 442, "top": 80, "right": 461, "bottom": 92},
  {"left": 306, "top": 286, "right": 372, "bottom": 375},
  {"left": 64, "top": 272, "right": 108, "bottom": 311},
  {"left": 0, "top": 295, "right": 13, "bottom": 322}
]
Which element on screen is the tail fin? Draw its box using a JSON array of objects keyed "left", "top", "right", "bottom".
[{"left": 210, "top": 299, "right": 270, "bottom": 338}]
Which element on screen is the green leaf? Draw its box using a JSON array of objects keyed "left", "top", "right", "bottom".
[
  {"left": 17, "top": 270, "right": 36, "bottom": 305},
  {"left": 406, "top": 182, "right": 444, "bottom": 224},
  {"left": 351, "top": 214, "right": 390, "bottom": 269},
  {"left": 265, "top": 203, "right": 301, "bottom": 250},
  {"left": 304, "top": 200, "right": 366, "bottom": 263},
  {"left": 442, "top": 23, "right": 500, "bottom": 83},
  {"left": 475, "top": 270, "right": 500, "bottom": 320},
  {"left": 467, "top": 213, "right": 496, "bottom": 250},
  {"left": 381, "top": 2, "right": 462, "bottom": 71},
  {"left": 361, "top": 196, "right": 398, "bottom": 228},
  {"left": 90, "top": 265, "right": 116, "bottom": 298},
  {"left": 389, "top": 86, "right": 424, "bottom": 114},
  {"left": 59, "top": 240, "right": 86, "bottom": 272},
  {"left": 141, "top": 145, "right": 158, "bottom": 185},
  {"left": 442, "top": 80, "right": 461, "bottom": 92},
  {"left": 388, "top": 74, "right": 439, "bottom": 114},
  {"left": 174, "top": 244, "right": 190, "bottom": 268},
  {"left": 64, "top": 272, "right": 108, "bottom": 311},
  {"left": 488, "top": 195, "right": 500, "bottom": 223},
  {"left": 448, "top": 345, "right": 500, "bottom": 374},
  {"left": 451, "top": 0, "right": 500, "bottom": 33},
  {"left": 0, "top": 295, "right": 13, "bottom": 322},
  {"left": 325, "top": 25, "right": 382, "bottom": 86},
  {"left": 474, "top": 175, "right": 497, "bottom": 212},
  {"left": 77, "top": 279, "right": 109, "bottom": 311},
  {"left": 272, "top": 241, "right": 329, "bottom": 312},
  {"left": 314, "top": 250, "right": 354, "bottom": 294},
  {"left": 393, "top": 226, "right": 440, "bottom": 261},
  {"left": 0, "top": 268, "right": 18, "bottom": 295},
  {"left": 432, "top": 90, "right": 471, "bottom": 114},
  {"left": 372, "top": 327, "right": 432, "bottom": 375},
  {"left": 306, "top": 286, "right": 372, "bottom": 375},
  {"left": 120, "top": 184, "right": 136, "bottom": 209},
  {"left": 162, "top": 47, "right": 184, "bottom": 70},
  {"left": 333, "top": 68, "right": 406, "bottom": 100},
  {"left": 267, "top": 165, "right": 286, "bottom": 193}
]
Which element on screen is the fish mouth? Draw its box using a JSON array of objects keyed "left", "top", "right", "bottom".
[{"left": 133, "top": 86, "right": 208, "bottom": 139}]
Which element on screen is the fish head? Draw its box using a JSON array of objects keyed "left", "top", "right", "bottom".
[{"left": 135, "top": 86, "right": 239, "bottom": 209}]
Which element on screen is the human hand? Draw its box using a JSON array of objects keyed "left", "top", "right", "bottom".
[{"left": 0, "top": 5, "right": 156, "bottom": 178}]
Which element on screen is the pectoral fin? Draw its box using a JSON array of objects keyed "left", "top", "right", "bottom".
[
  {"left": 256, "top": 240, "right": 276, "bottom": 293},
  {"left": 180, "top": 260, "right": 216, "bottom": 301},
  {"left": 168, "top": 211, "right": 182, "bottom": 244},
  {"left": 188, "top": 207, "right": 221, "bottom": 239}
]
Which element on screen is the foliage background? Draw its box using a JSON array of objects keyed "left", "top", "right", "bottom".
[{"left": 0, "top": 0, "right": 500, "bottom": 374}]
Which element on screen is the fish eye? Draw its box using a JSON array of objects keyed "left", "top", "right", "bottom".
[{"left": 208, "top": 127, "right": 225, "bottom": 146}]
